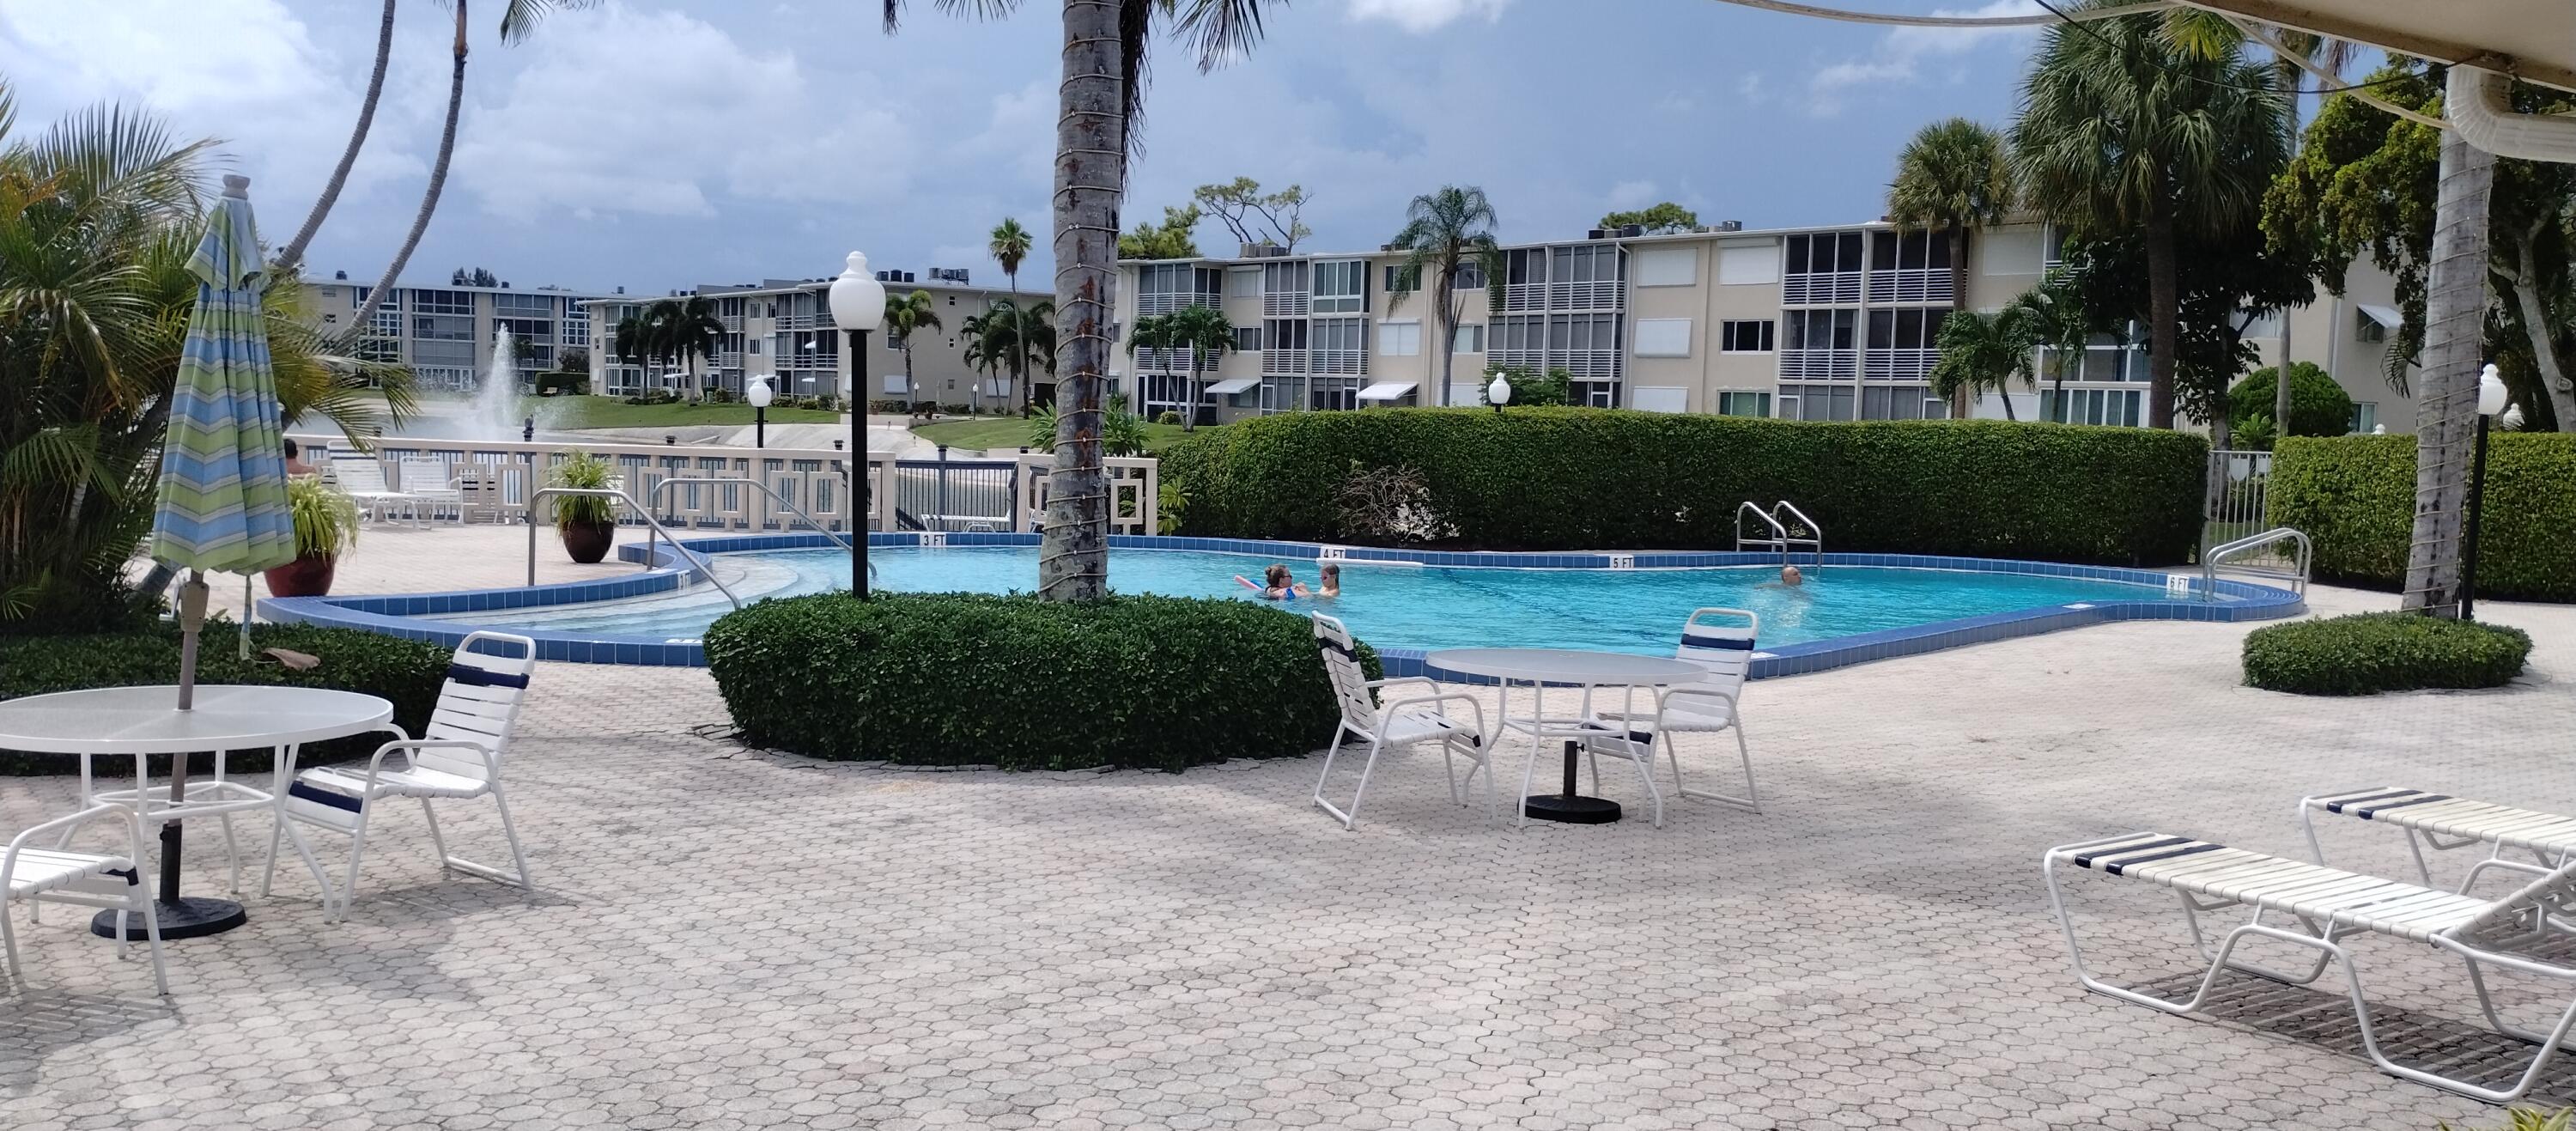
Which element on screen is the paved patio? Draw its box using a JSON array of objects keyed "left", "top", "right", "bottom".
[{"left": 15, "top": 523, "right": 2575, "bottom": 1129}]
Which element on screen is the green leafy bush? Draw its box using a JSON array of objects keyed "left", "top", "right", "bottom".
[
  {"left": 2228, "top": 362, "right": 2354, "bottom": 443},
  {"left": 704, "top": 592, "right": 1377, "bottom": 770},
  {"left": 533, "top": 372, "right": 586, "bottom": 396},
  {"left": 0, "top": 623, "right": 453, "bottom": 775},
  {"left": 2243, "top": 612, "right": 2531, "bottom": 696},
  {"left": 2271, "top": 434, "right": 2576, "bottom": 601},
  {"left": 1162, "top": 408, "right": 2207, "bottom": 564}
]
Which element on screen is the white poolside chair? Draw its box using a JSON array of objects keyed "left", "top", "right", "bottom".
[
  {"left": 1309, "top": 613, "right": 1493, "bottom": 830},
  {"left": 329, "top": 453, "right": 423, "bottom": 526},
  {"left": 2045, "top": 830, "right": 2576, "bottom": 1103},
  {"left": 5, "top": 804, "right": 168, "bottom": 995},
  {"left": 398, "top": 459, "right": 465, "bottom": 523},
  {"left": 261, "top": 631, "right": 537, "bottom": 920},
  {"left": 2305, "top": 787, "right": 2576, "bottom": 892},
  {"left": 1576, "top": 607, "right": 1760, "bottom": 824}
]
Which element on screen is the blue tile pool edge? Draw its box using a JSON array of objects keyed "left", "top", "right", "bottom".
[{"left": 257, "top": 532, "right": 2305, "bottom": 672}]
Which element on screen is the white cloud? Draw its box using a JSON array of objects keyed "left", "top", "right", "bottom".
[
  {"left": 1607, "top": 179, "right": 1659, "bottom": 210},
  {"left": 1807, "top": 0, "right": 2042, "bottom": 114},
  {"left": 1345, "top": 0, "right": 1510, "bottom": 34}
]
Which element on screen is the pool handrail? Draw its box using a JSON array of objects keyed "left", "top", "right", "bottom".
[
  {"left": 1736, "top": 501, "right": 1824, "bottom": 567},
  {"left": 523, "top": 487, "right": 742, "bottom": 611},
  {"left": 643, "top": 477, "right": 854, "bottom": 578},
  {"left": 1771, "top": 501, "right": 1826, "bottom": 565},
  {"left": 2202, "top": 526, "right": 2311, "bottom": 599}
]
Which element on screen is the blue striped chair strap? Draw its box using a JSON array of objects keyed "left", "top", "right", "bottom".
[
  {"left": 447, "top": 663, "right": 530, "bottom": 690},
  {"left": 1680, "top": 632, "right": 1754, "bottom": 650},
  {"left": 289, "top": 780, "right": 364, "bottom": 813}
]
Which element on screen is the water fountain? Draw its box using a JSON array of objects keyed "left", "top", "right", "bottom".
[{"left": 475, "top": 325, "right": 526, "bottom": 441}]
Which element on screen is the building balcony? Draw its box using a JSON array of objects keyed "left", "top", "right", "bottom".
[
  {"left": 1778, "top": 348, "right": 1858, "bottom": 381},
  {"left": 1261, "top": 349, "right": 1309, "bottom": 375},
  {"left": 1139, "top": 291, "right": 1222, "bottom": 316},
  {"left": 1866, "top": 269, "right": 1955, "bottom": 306},
  {"left": 1866, "top": 347, "right": 1936, "bottom": 382},
  {"left": 1261, "top": 292, "right": 1309, "bottom": 318},
  {"left": 1782, "top": 272, "right": 1864, "bottom": 306},
  {"left": 1310, "top": 348, "right": 1366, "bottom": 376}
]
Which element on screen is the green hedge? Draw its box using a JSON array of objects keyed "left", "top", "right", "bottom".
[
  {"left": 704, "top": 592, "right": 1378, "bottom": 770},
  {"left": 2271, "top": 434, "right": 2576, "bottom": 602},
  {"left": 2243, "top": 612, "right": 2532, "bottom": 696},
  {"left": 1161, "top": 409, "right": 2207, "bottom": 564},
  {"left": 0, "top": 623, "right": 453, "bottom": 775}
]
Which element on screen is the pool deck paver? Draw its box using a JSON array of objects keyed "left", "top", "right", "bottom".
[{"left": 23, "top": 520, "right": 2576, "bottom": 1129}]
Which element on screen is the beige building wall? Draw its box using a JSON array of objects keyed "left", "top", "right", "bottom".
[{"left": 288, "top": 275, "right": 610, "bottom": 392}]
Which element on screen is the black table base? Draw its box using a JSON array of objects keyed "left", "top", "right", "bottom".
[
  {"left": 93, "top": 896, "right": 245, "bottom": 940},
  {"left": 1523, "top": 739, "right": 1624, "bottom": 824}
]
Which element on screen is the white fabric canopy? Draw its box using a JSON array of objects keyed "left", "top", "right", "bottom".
[
  {"left": 1205, "top": 377, "right": 1260, "bottom": 395},
  {"left": 1356, "top": 381, "right": 1418, "bottom": 402},
  {"left": 2357, "top": 303, "right": 2404, "bottom": 330}
]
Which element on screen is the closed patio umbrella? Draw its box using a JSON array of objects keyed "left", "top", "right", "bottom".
[{"left": 149, "top": 173, "right": 296, "bottom": 709}]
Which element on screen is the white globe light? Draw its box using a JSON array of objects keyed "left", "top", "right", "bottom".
[
  {"left": 1487, "top": 373, "right": 1512, "bottom": 407},
  {"left": 828, "top": 251, "right": 887, "bottom": 333},
  {"left": 2477, "top": 362, "right": 2509, "bottom": 417},
  {"left": 746, "top": 375, "right": 774, "bottom": 408}
]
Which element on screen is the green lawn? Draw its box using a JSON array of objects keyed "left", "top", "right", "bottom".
[
  {"left": 530, "top": 396, "right": 841, "bottom": 429},
  {"left": 913, "top": 416, "right": 1214, "bottom": 454}
]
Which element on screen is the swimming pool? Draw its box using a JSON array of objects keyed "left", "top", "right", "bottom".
[{"left": 471, "top": 545, "right": 2191, "bottom": 653}]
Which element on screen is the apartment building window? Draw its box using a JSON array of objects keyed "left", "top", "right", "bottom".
[
  {"left": 2349, "top": 403, "right": 2378, "bottom": 434},
  {"left": 1720, "top": 319, "right": 1776, "bottom": 353},
  {"left": 1312, "top": 316, "right": 1366, "bottom": 371},
  {"left": 1865, "top": 308, "right": 1948, "bottom": 351},
  {"left": 1310, "top": 378, "right": 1359, "bottom": 411},
  {"left": 356, "top": 337, "right": 399, "bottom": 363},
  {"left": 495, "top": 316, "right": 554, "bottom": 344},
  {"left": 1783, "top": 308, "right": 1856, "bottom": 350},
  {"left": 1378, "top": 321, "right": 1421, "bottom": 356},
  {"left": 1784, "top": 232, "right": 1865, "bottom": 276},
  {"left": 1265, "top": 319, "right": 1308, "bottom": 352},
  {"left": 1868, "top": 228, "right": 1952, "bottom": 272},
  {"left": 1716, "top": 391, "right": 1772, "bottom": 417},
  {"left": 1857, "top": 385, "right": 1943, "bottom": 420},
  {"left": 1234, "top": 325, "right": 1261, "bottom": 351},
  {"left": 411, "top": 339, "right": 474, "bottom": 368},
  {"left": 1228, "top": 266, "right": 1261, "bottom": 297},
  {"left": 1313, "top": 260, "right": 1366, "bottom": 313},
  {"left": 1262, "top": 260, "right": 1309, "bottom": 295},
  {"left": 412, "top": 313, "right": 474, "bottom": 341},
  {"left": 416, "top": 367, "right": 474, "bottom": 391},
  {"left": 1383, "top": 265, "right": 1419, "bottom": 294},
  {"left": 1776, "top": 383, "right": 1856, "bottom": 421},
  {"left": 412, "top": 289, "right": 474, "bottom": 315},
  {"left": 493, "top": 292, "right": 553, "bottom": 315},
  {"left": 2040, "top": 387, "right": 2144, "bottom": 426},
  {"left": 1451, "top": 324, "right": 1484, "bottom": 354},
  {"left": 368, "top": 306, "right": 402, "bottom": 338},
  {"left": 350, "top": 286, "right": 394, "bottom": 311},
  {"left": 720, "top": 296, "right": 745, "bottom": 317},
  {"left": 1451, "top": 261, "right": 1485, "bottom": 289}
]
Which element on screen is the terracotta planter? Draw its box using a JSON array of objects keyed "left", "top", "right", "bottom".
[
  {"left": 560, "top": 520, "right": 617, "bottom": 564},
  {"left": 263, "top": 554, "right": 337, "bottom": 598}
]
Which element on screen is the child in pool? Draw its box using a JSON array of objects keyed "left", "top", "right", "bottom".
[
  {"left": 1312, "top": 562, "right": 1340, "bottom": 598},
  {"left": 1234, "top": 563, "right": 1309, "bottom": 600}
]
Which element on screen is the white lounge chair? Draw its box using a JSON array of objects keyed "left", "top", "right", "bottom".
[
  {"left": 5, "top": 804, "right": 168, "bottom": 995},
  {"left": 262, "top": 631, "right": 538, "bottom": 919},
  {"left": 2044, "top": 830, "right": 2576, "bottom": 1103},
  {"left": 328, "top": 453, "right": 423, "bottom": 526},
  {"left": 2305, "top": 787, "right": 2576, "bottom": 892},
  {"left": 1309, "top": 613, "right": 1493, "bottom": 830},
  {"left": 398, "top": 459, "right": 465, "bottom": 523},
  {"left": 1577, "top": 607, "right": 1760, "bottom": 824}
]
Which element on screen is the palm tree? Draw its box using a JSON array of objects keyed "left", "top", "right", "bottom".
[
  {"left": 641, "top": 295, "right": 720, "bottom": 401},
  {"left": 2403, "top": 125, "right": 2499, "bottom": 613},
  {"left": 1886, "top": 118, "right": 2014, "bottom": 418},
  {"left": 882, "top": 289, "right": 942, "bottom": 406},
  {"left": 1385, "top": 185, "right": 1504, "bottom": 408},
  {"left": 1928, "top": 308, "right": 2032, "bottom": 421},
  {"left": 883, "top": 0, "right": 1279, "bottom": 600},
  {"left": 988, "top": 216, "right": 1035, "bottom": 407},
  {"left": 349, "top": 0, "right": 595, "bottom": 331},
  {"left": 1164, "top": 304, "right": 1233, "bottom": 431},
  {"left": 273, "top": 0, "right": 397, "bottom": 274},
  {"left": 2012, "top": 9, "right": 2287, "bottom": 429},
  {"left": 611, "top": 312, "right": 653, "bottom": 387},
  {"left": 1121, "top": 312, "right": 1179, "bottom": 417},
  {"left": 959, "top": 311, "right": 1003, "bottom": 412}
]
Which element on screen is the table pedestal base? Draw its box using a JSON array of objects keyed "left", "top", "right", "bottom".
[
  {"left": 1522, "top": 794, "right": 1621, "bottom": 824},
  {"left": 93, "top": 897, "right": 245, "bottom": 941}
]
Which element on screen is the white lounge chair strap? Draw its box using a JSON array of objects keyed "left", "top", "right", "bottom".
[
  {"left": 2071, "top": 835, "right": 2226, "bottom": 877},
  {"left": 2320, "top": 787, "right": 2453, "bottom": 818}
]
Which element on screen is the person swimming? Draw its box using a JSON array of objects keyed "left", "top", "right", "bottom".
[
  {"left": 1779, "top": 565, "right": 1802, "bottom": 587},
  {"left": 1756, "top": 564, "right": 1813, "bottom": 598},
  {"left": 1312, "top": 562, "right": 1341, "bottom": 598},
  {"left": 1235, "top": 562, "right": 1309, "bottom": 600}
]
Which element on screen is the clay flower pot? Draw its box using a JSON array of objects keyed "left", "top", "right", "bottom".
[
  {"left": 560, "top": 520, "right": 617, "bottom": 564},
  {"left": 263, "top": 553, "right": 337, "bottom": 598}
]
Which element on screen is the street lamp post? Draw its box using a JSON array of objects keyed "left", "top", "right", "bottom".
[
  {"left": 829, "top": 252, "right": 887, "bottom": 597},
  {"left": 2460, "top": 363, "right": 2509, "bottom": 622},
  {"left": 746, "top": 374, "right": 774, "bottom": 449}
]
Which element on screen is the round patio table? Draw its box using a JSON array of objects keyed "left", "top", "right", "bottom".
[
  {"left": 1421, "top": 648, "right": 1703, "bottom": 824},
  {"left": 0, "top": 685, "right": 395, "bottom": 939}
]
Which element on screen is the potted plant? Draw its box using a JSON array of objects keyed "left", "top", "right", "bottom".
[
  {"left": 264, "top": 476, "right": 360, "bottom": 597},
  {"left": 550, "top": 451, "right": 621, "bottom": 563}
]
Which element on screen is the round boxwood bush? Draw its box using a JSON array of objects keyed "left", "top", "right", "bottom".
[
  {"left": 2243, "top": 612, "right": 2532, "bottom": 696},
  {"left": 0, "top": 623, "right": 454, "bottom": 775},
  {"left": 2228, "top": 362, "right": 2354, "bottom": 441},
  {"left": 703, "top": 592, "right": 1379, "bottom": 770}
]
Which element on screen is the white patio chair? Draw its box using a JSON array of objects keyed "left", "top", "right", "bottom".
[
  {"left": 329, "top": 453, "right": 422, "bottom": 526},
  {"left": 1577, "top": 607, "right": 1760, "bottom": 824},
  {"left": 5, "top": 804, "right": 168, "bottom": 995},
  {"left": 2044, "top": 830, "right": 2576, "bottom": 1104},
  {"left": 261, "top": 631, "right": 538, "bottom": 920},
  {"left": 2303, "top": 787, "right": 2576, "bottom": 892},
  {"left": 398, "top": 459, "right": 465, "bottom": 523},
  {"left": 1309, "top": 613, "right": 1492, "bottom": 830}
]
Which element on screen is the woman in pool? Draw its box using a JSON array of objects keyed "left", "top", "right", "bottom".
[{"left": 1234, "top": 563, "right": 1309, "bottom": 600}]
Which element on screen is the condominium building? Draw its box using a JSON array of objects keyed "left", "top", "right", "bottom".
[
  {"left": 1113, "top": 220, "right": 2415, "bottom": 432},
  {"left": 580, "top": 269, "right": 1049, "bottom": 405},
  {"left": 293, "top": 272, "right": 613, "bottom": 392}
]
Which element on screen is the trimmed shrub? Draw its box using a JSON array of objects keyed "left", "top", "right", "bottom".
[
  {"left": 1162, "top": 408, "right": 2207, "bottom": 564},
  {"left": 2244, "top": 612, "right": 2531, "bottom": 696},
  {"left": 2272, "top": 434, "right": 2576, "bottom": 602},
  {"left": 704, "top": 592, "right": 1377, "bottom": 770},
  {"left": 0, "top": 623, "right": 453, "bottom": 775},
  {"left": 2228, "top": 362, "right": 2354, "bottom": 442},
  {"left": 533, "top": 372, "right": 587, "bottom": 396}
]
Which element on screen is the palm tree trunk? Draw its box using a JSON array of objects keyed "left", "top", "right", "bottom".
[
  {"left": 2142, "top": 198, "right": 2179, "bottom": 431},
  {"left": 1949, "top": 226, "right": 1971, "bottom": 419},
  {"left": 2504, "top": 241, "right": 2576, "bottom": 432},
  {"left": 2272, "top": 310, "right": 2295, "bottom": 439},
  {"left": 1008, "top": 268, "right": 1029, "bottom": 414},
  {"left": 1183, "top": 346, "right": 1199, "bottom": 432},
  {"left": 2402, "top": 127, "right": 2496, "bottom": 615},
  {"left": 276, "top": 0, "right": 397, "bottom": 274},
  {"left": 349, "top": 0, "right": 465, "bottom": 335},
  {"left": 1996, "top": 381, "right": 2017, "bottom": 421},
  {"left": 1037, "top": 0, "right": 1121, "bottom": 601},
  {"left": 1433, "top": 273, "right": 1456, "bottom": 407}
]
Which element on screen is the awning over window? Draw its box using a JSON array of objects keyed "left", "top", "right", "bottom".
[
  {"left": 2358, "top": 303, "right": 2404, "bottom": 330},
  {"left": 1205, "top": 377, "right": 1260, "bottom": 395},
  {"left": 1356, "top": 381, "right": 1418, "bottom": 402}
]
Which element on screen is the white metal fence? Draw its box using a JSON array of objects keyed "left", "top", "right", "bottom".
[{"left": 2203, "top": 448, "right": 2276, "bottom": 562}]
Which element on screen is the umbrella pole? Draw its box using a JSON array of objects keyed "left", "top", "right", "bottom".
[{"left": 165, "top": 571, "right": 212, "bottom": 909}]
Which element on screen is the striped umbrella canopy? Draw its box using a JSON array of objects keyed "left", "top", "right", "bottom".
[{"left": 149, "top": 174, "right": 295, "bottom": 708}]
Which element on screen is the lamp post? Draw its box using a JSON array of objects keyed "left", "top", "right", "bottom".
[
  {"left": 1487, "top": 371, "right": 1512, "bottom": 415},
  {"left": 2460, "top": 363, "right": 2509, "bottom": 622},
  {"left": 829, "top": 252, "right": 887, "bottom": 597},
  {"left": 746, "top": 374, "right": 774, "bottom": 449}
]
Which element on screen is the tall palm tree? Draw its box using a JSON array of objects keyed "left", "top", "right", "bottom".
[
  {"left": 642, "top": 295, "right": 720, "bottom": 400},
  {"left": 1121, "top": 311, "right": 1179, "bottom": 417},
  {"left": 882, "top": 289, "right": 942, "bottom": 405},
  {"left": 1886, "top": 118, "right": 2014, "bottom": 418},
  {"left": 988, "top": 216, "right": 1035, "bottom": 407},
  {"left": 1385, "top": 185, "right": 1504, "bottom": 408},
  {"left": 1164, "top": 304, "right": 1233, "bottom": 431},
  {"left": 349, "top": 0, "right": 595, "bottom": 331},
  {"left": 884, "top": 0, "right": 1279, "bottom": 600},
  {"left": 274, "top": 0, "right": 398, "bottom": 274},
  {"left": 2012, "top": 9, "right": 2287, "bottom": 430},
  {"left": 2403, "top": 125, "right": 2499, "bottom": 614},
  {"left": 959, "top": 310, "right": 1004, "bottom": 412}
]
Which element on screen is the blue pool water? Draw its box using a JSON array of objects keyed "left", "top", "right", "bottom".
[{"left": 477, "top": 546, "right": 2183, "bottom": 653}]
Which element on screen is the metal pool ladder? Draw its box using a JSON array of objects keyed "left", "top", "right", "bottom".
[
  {"left": 1735, "top": 501, "right": 1825, "bottom": 567},
  {"left": 2202, "top": 526, "right": 2311, "bottom": 599},
  {"left": 523, "top": 487, "right": 742, "bottom": 610}
]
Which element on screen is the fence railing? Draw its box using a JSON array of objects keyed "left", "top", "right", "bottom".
[{"left": 2203, "top": 448, "right": 2274, "bottom": 561}]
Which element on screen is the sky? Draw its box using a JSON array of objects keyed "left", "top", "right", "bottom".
[{"left": 1, "top": 0, "right": 2059, "bottom": 295}]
